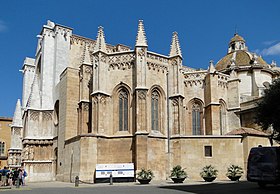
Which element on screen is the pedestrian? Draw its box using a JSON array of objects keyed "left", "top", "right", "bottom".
[
  {"left": 0, "top": 170, "right": 2, "bottom": 186},
  {"left": 22, "top": 169, "right": 27, "bottom": 186},
  {"left": 1, "top": 167, "right": 10, "bottom": 186},
  {"left": 12, "top": 168, "right": 19, "bottom": 186},
  {"left": 18, "top": 169, "right": 23, "bottom": 186}
]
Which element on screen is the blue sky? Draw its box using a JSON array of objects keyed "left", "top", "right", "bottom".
[{"left": 0, "top": 0, "right": 280, "bottom": 117}]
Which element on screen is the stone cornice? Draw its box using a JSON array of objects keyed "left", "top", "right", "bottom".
[
  {"left": 22, "top": 138, "right": 53, "bottom": 145},
  {"left": 204, "top": 102, "right": 220, "bottom": 108},
  {"left": 134, "top": 87, "right": 149, "bottom": 90},
  {"left": 91, "top": 90, "right": 111, "bottom": 97},
  {"left": 169, "top": 94, "right": 185, "bottom": 99}
]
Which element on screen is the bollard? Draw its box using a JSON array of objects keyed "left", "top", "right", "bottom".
[
  {"left": 109, "top": 174, "right": 113, "bottom": 185},
  {"left": 75, "top": 176, "right": 79, "bottom": 187},
  {"left": 16, "top": 177, "right": 20, "bottom": 188}
]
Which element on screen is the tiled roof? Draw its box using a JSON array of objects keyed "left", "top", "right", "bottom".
[
  {"left": 216, "top": 50, "right": 268, "bottom": 71},
  {"left": 226, "top": 127, "right": 270, "bottom": 137},
  {"left": 230, "top": 34, "right": 245, "bottom": 43}
]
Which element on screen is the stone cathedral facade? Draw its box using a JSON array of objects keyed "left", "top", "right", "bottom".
[{"left": 9, "top": 20, "right": 280, "bottom": 182}]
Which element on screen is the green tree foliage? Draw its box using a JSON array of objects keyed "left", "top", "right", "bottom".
[{"left": 256, "top": 78, "right": 280, "bottom": 141}]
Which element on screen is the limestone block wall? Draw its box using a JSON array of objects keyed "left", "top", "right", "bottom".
[
  {"left": 171, "top": 136, "right": 244, "bottom": 180},
  {"left": 79, "top": 137, "right": 97, "bottom": 182},
  {"left": 0, "top": 118, "right": 12, "bottom": 168},
  {"left": 61, "top": 139, "right": 81, "bottom": 182},
  {"left": 60, "top": 67, "right": 79, "bottom": 140},
  {"left": 146, "top": 137, "right": 167, "bottom": 180},
  {"left": 25, "top": 161, "right": 53, "bottom": 182},
  {"left": 97, "top": 137, "right": 133, "bottom": 164}
]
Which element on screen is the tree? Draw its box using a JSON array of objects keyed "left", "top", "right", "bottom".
[{"left": 256, "top": 78, "right": 280, "bottom": 142}]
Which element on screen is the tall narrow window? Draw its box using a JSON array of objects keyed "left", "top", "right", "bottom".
[
  {"left": 151, "top": 90, "right": 159, "bottom": 131},
  {"left": 0, "top": 142, "right": 5, "bottom": 155},
  {"left": 219, "top": 102, "right": 226, "bottom": 135},
  {"left": 192, "top": 103, "right": 201, "bottom": 135},
  {"left": 119, "top": 89, "right": 128, "bottom": 131}
]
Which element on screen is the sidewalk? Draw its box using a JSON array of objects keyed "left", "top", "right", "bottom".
[{"left": 25, "top": 179, "right": 239, "bottom": 188}]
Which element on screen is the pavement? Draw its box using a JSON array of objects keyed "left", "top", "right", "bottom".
[
  {"left": 1, "top": 180, "right": 280, "bottom": 194},
  {"left": 13, "top": 179, "right": 239, "bottom": 188}
]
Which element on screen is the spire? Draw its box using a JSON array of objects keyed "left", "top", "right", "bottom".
[
  {"left": 94, "top": 26, "right": 107, "bottom": 53},
  {"left": 135, "top": 20, "right": 148, "bottom": 47},
  {"left": 11, "top": 99, "right": 23, "bottom": 127},
  {"left": 169, "top": 32, "right": 182, "bottom": 58},
  {"left": 82, "top": 43, "right": 92, "bottom": 65},
  {"left": 208, "top": 60, "right": 216, "bottom": 73}
]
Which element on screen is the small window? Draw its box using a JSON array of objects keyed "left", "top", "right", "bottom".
[{"left": 204, "top": 146, "right": 212, "bottom": 157}]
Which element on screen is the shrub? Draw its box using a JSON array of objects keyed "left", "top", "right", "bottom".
[
  {"left": 200, "top": 165, "right": 218, "bottom": 178},
  {"left": 226, "top": 165, "right": 243, "bottom": 177},
  {"left": 170, "top": 165, "right": 187, "bottom": 178},
  {"left": 137, "top": 168, "right": 154, "bottom": 180}
]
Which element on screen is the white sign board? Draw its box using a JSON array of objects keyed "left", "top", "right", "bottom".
[{"left": 96, "top": 163, "right": 134, "bottom": 178}]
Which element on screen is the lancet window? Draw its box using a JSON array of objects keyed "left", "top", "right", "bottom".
[
  {"left": 119, "top": 89, "right": 128, "bottom": 131},
  {"left": 192, "top": 103, "right": 202, "bottom": 135},
  {"left": 151, "top": 90, "right": 160, "bottom": 131}
]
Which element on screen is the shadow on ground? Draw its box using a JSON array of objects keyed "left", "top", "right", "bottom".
[{"left": 159, "top": 181, "right": 280, "bottom": 194}]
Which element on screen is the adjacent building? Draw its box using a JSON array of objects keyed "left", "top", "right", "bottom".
[
  {"left": 9, "top": 20, "right": 280, "bottom": 182},
  {"left": 0, "top": 117, "right": 12, "bottom": 169}
]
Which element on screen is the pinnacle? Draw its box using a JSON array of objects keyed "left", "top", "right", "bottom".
[
  {"left": 208, "top": 60, "right": 216, "bottom": 73},
  {"left": 82, "top": 43, "right": 92, "bottom": 65},
  {"left": 135, "top": 20, "right": 148, "bottom": 47},
  {"left": 169, "top": 31, "right": 182, "bottom": 58},
  {"left": 94, "top": 26, "right": 107, "bottom": 52},
  {"left": 12, "top": 99, "right": 23, "bottom": 127}
]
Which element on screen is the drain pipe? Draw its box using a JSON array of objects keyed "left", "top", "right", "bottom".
[
  {"left": 166, "top": 71, "right": 170, "bottom": 153},
  {"left": 166, "top": 71, "right": 171, "bottom": 181}
]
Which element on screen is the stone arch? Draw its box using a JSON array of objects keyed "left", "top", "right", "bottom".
[
  {"left": 148, "top": 85, "right": 166, "bottom": 134},
  {"left": 219, "top": 99, "right": 227, "bottom": 135}
]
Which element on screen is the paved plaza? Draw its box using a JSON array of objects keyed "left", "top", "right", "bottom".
[{"left": 0, "top": 181, "right": 280, "bottom": 194}]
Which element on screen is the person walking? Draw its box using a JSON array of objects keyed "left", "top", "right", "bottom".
[
  {"left": 22, "top": 169, "right": 27, "bottom": 186},
  {"left": 1, "top": 167, "right": 10, "bottom": 186}
]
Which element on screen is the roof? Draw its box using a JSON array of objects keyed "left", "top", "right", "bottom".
[
  {"left": 0, "top": 117, "right": 12, "bottom": 121},
  {"left": 226, "top": 127, "right": 270, "bottom": 137},
  {"left": 215, "top": 50, "right": 269, "bottom": 71},
  {"left": 230, "top": 34, "right": 245, "bottom": 43}
]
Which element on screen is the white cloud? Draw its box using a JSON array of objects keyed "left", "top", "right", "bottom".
[
  {"left": 261, "top": 42, "right": 280, "bottom": 56},
  {"left": 262, "top": 40, "right": 278, "bottom": 46},
  {"left": 0, "top": 20, "right": 8, "bottom": 32}
]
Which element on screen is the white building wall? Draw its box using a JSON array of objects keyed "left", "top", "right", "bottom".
[{"left": 22, "top": 58, "right": 35, "bottom": 108}]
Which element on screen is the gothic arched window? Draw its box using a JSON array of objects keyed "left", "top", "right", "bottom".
[
  {"left": 119, "top": 89, "right": 128, "bottom": 131},
  {"left": 192, "top": 103, "right": 202, "bottom": 135},
  {"left": 151, "top": 90, "right": 160, "bottom": 131}
]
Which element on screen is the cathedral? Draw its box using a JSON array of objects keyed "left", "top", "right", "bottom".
[{"left": 8, "top": 20, "right": 280, "bottom": 182}]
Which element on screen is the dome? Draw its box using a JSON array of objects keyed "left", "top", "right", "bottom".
[
  {"left": 216, "top": 50, "right": 269, "bottom": 71},
  {"left": 216, "top": 33, "right": 269, "bottom": 71}
]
